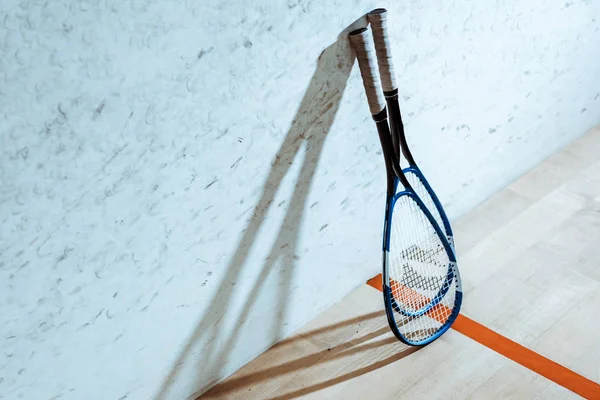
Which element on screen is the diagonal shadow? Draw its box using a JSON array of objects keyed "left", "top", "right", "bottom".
[
  {"left": 268, "top": 350, "right": 417, "bottom": 400},
  {"left": 154, "top": 16, "right": 368, "bottom": 400},
  {"left": 201, "top": 311, "right": 420, "bottom": 399},
  {"left": 277, "top": 311, "right": 383, "bottom": 346}
]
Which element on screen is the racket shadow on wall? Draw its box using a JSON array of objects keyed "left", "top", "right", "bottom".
[{"left": 154, "top": 18, "right": 368, "bottom": 400}]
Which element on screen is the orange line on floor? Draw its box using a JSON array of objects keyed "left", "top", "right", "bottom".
[{"left": 367, "top": 273, "right": 600, "bottom": 400}]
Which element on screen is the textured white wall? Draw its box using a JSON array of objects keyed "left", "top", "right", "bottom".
[{"left": 1, "top": 0, "right": 599, "bottom": 399}]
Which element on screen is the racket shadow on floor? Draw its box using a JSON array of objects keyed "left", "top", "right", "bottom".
[
  {"left": 154, "top": 17, "right": 368, "bottom": 400},
  {"left": 202, "top": 310, "right": 420, "bottom": 399}
]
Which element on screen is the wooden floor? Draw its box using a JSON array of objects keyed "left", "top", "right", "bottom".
[{"left": 203, "top": 126, "right": 600, "bottom": 400}]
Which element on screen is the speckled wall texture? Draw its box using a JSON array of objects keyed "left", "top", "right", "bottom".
[{"left": 1, "top": 0, "right": 599, "bottom": 398}]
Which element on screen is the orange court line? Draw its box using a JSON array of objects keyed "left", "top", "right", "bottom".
[{"left": 367, "top": 273, "right": 600, "bottom": 400}]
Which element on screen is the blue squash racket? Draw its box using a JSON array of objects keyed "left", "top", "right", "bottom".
[{"left": 349, "top": 25, "right": 462, "bottom": 346}]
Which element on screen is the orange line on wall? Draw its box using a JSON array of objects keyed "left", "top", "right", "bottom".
[{"left": 367, "top": 273, "right": 600, "bottom": 400}]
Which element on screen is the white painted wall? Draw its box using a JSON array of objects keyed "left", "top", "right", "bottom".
[{"left": 1, "top": 0, "right": 599, "bottom": 399}]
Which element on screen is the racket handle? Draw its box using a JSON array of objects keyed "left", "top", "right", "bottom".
[
  {"left": 349, "top": 27, "right": 386, "bottom": 118},
  {"left": 368, "top": 8, "right": 397, "bottom": 93}
]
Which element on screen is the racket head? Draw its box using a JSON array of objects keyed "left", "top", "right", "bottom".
[
  {"left": 382, "top": 190, "right": 462, "bottom": 346},
  {"left": 397, "top": 167, "right": 455, "bottom": 249}
]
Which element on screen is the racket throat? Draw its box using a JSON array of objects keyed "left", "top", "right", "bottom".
[
  {"left": 385, "top": 90, "right": 416, "bottom": 166},
  {"left": 374, "top": 111, "right": 411, "bottom": 194}
]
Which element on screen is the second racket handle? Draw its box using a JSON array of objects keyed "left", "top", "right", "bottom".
[
  {"left": 349, "top": 27, "right": 386, "bottom": 117},
  {"left": 368, "top": 8, "right": 397, "bottom": 93}
]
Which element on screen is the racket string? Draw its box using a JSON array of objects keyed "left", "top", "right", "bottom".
[
  {"left": 388, "top": 194, "right": 458, "bottom": 343},
  {"left": 403, "top": 171, "right": 452, "bottom": 245}
]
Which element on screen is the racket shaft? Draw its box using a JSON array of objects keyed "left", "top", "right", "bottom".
[
  {"left": 368, "top": 9, "right": 415, "bottom": 165},
  {"left": 349, "top": 26, "right": 410, "bottom": 189}
]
